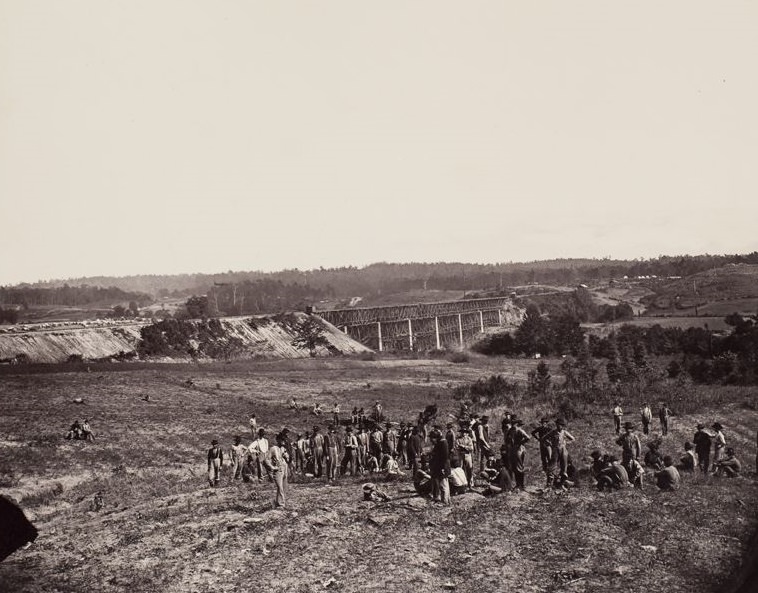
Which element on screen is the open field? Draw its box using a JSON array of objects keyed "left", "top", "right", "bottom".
[
  {"left": 1, "top": 357, "right": 757, "bottom": 593},
  {"left": 583, "top": 316, "right": 732, "bottom": 337}
]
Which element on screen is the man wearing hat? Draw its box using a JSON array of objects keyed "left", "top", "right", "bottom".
[
  {"left": 341, "top": 426, "right": 359, "bottom": 476},
  {"left": 612, "top": 402, "right": 623, "bottom": 434},
  {"left": 693, "top": 423, "right": 713, "bottom": 473},
  {"left": 509, "top": 417, "right": 532, "bottom": 490},
  {"left": 654, "top": 456, "right": 681, "bottom": 491},
  {"left": 711, "top": 422, "right": 726, "bottom": 468},
  {"left": 207, "top": 439, "right": 224, "bottom": 487},
  {"left": 616, "top": 422, "right": 641, "bottom": 465},
  {"left": 532, "top": 417, "right": 554, "bottom": 486}
]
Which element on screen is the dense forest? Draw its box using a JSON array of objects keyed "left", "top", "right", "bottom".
[{"left": 12, "top": 253, "right": 758, "bottom": 299}]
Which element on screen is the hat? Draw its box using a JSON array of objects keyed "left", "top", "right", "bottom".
[
  {"left": 211, "top": 439, "right": 218, "bottom": 445},
  {"left": 556, "top": 418, "right": 566, "bottom": 427},
  {"left": 234, "top": 436, "right": 241, "bottom": 444},
  {"left": 313, "top": 425, "right": 320, "bottom": 432},
  {"left": 362, "top": 483, "right": 375, "bottom": 493},
  {"left": 590, "top": 450, "right": 602, "bottom": 459},
  {"left": 696, "top": 423, "right": 705, "bottom": 430},
  {"left": 481, "top": 416, "right": 489, "bottom": 421},
  {"left": 446, "top": 422, "right": 453, "bottom": 428},
  {"left": 540, "top": 417, "right": 549, "bottom": 423},
  {"left": 712, "top": 422, "right": 723, "bottom": 431},
  {"left": 511, "top": 417, "right": 523, "bottom": 426},
  {"left": 623, "top": 421, "right": 635, "bottom": 430}
]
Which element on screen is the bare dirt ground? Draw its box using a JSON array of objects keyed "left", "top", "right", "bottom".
[{"left": 1, "top": 357, "right": 756, "bottom": 593}]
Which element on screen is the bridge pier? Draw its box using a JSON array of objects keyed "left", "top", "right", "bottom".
[
  {"left": 435, "top": 317, "right": 441, "bottom": 350},
  {"left": 377, "top": 322, "right": 383, "bottom": 352},
  {"left": 408, "top": 319, "right": 413, "bottom": 350}
]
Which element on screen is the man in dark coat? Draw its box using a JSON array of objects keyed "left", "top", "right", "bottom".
[{"left": 429, "top": 431, "right": 451, "bottom": 504}]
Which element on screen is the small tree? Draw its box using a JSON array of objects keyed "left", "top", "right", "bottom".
[
  {"left": 528, "top": 360, "right": 552, "bottom": 395},
  {"left": 291, "top": 316, "right": 330, "bottom": 357}
]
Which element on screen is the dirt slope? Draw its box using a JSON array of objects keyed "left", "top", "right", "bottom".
[{"left": 0, "top": 314, "right": 370, "bottom": 364}]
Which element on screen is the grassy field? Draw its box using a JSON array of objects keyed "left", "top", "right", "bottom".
[{"left": 1, "top": 357, "right": 756, "bottom": 593}]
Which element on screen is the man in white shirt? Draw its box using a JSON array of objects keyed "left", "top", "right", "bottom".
[
  {"left": 612, "top": 403, "right": 623, "bottom": 434},
  {"left": 249, "top": 428, "right": 270, "bottom": 482}
]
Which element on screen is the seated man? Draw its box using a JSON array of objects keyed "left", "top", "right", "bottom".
[
  {"left": 654, "top": 456, "right": 681, "bottom": 491},
  {"left": 678, "top": 442, "right": 697, "bottom": 472},
  {"left": 65, "top": 421, "right": 82, "bottom": 440},
  {"left": 597, "top": 456, "right": 629, "bottom": 491},
  {"left": 80, "top": 419, "right": 95, "bottom": 442},
  {"left": 365, "top": 454, "right": 380, "bottom": 474},
  {"left": 589, "top": 450, "right": 605, "bottom": 486},
  {"left": 622, "top": 457, "right": 645, "bottom": 489},
  {"left": 382, "top": 454, "right": 404, "bottom": 479},
  {"left": 713, "top": 448, "right": 741, "bottom": 477},
  {"left": 644, "top": 442, "right": 664, "bottom": 471},
  {"left": 312, "top": 403, "right": 323, "bottom": 416},
  {"left": 481, "top": 456, "right": 516, "bottom": 495},
  {"left": 448, "top": 460, "right": 468, "bottom": 496}
]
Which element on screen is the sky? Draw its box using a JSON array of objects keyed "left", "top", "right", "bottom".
[{"left": 1, "top": 1, "right": 756, "bottom": 285}]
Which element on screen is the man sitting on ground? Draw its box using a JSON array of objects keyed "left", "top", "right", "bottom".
[
  {"left": 654, "top": 456, "right": 681, "bottom": 491},
  {"left": 713, "top": 447, "right": 742, "bottom": 477},
  {"left": 597, "top": 455, "right": 629, "bottom": 491}
]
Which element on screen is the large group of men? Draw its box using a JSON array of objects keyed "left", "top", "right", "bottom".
[{"left": 207, "top": 398, "right": 751, "bottom": 508}]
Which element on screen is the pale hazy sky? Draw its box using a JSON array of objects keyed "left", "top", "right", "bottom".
[{"left": 1, "top": 1, "right": 756, "bottom": 285}]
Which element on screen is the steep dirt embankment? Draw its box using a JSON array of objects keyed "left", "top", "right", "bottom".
[
  {"left": 0, "top": 324, "right": 145, "bottom": 363},
  {"left": 0, "top": 314, "right": 370, "bottom": 363}
]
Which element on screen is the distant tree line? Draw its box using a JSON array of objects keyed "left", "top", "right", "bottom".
[
  {"left": 0, "top": 285, "right": 153, "bottom": 308},
  {"left": 14, "top": 253, "right": 758, "bottom": 299},
  {"left": 476, "top": 310, "right": 758, "bottom": 385}
]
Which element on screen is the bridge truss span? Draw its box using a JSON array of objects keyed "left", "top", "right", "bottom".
[{"left": 315, "top": 297, "right": 523, "bottom": 352}]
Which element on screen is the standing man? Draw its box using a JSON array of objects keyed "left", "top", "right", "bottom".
[
  {"left": 640, "top": 403, "right": 653, "bottom": 435},
  {"left": 207, "top": 439, "right": 224, "bottom": 487},
  {"left": 407, "top": 426, "right": 425, "bottom": 475},
  {"left": 310, "top": 426, "right": 326, "bottom": 478},
  {"left": 370, "top": 424, "right": 384, "bottom": 463},
  {"left": 357, "top": 426, "right": 370, "bottom": 473},
  {"left": 551, "top": 419, "right": 575, "bottom": 489},
  {"left": 264, "top": 432, "right": 289, "bottom": 508},
  {"left": 429, "top": 430, "right": 451, "bottom": 504},
  {"left": 501, "top": 415, "right": 514, "bottom": 472},
  {"left": 659, "top": 403, "right": 672, "bottom": 436},
  {"left": 325, "top": 426, "right": 340, "bottom": 481},
  {"left": 616, "top": 422, "right": 641, "bottom": 465},
  {"left": 445, "top": 423, "right": 456, "bottom": 452},
  {"left": 612, "top": 402, "right": 623, "bottom": 435},
  {"left": 532, "top": 417, "right": 554, "bottom": 486},
  {"left": 693, "top": 423, "right": 713, "bottom": 473},
  {"left": 249, "top": 429, "right": 270, "bottom": 482},
  {"left": 509, "top": 417, "right": 531, "bottom": 490},
  {"left": 341, "top": 426, "right": 359, "bottom": 476},
  {"left": 230, "top": 436, "right": 247, "bottom": 481},
  {"left": 398, "top": 423, "right": 409, "bottom": 467},
  {"left": 456, "top": 427, "right": 475, "bottom": 488},
  {"left": 332, "top": 403, "right": 341, "bottom": 427},
  {"left": 475, "top": 415, "right": 493, "bottom": 473},
  {"left": 249, "top": 414, "right": 258, "bottom": 438},
  {"left": 295, "top": 433, "right": 309, "bottom": 475},
  {"left": 711, "top": 422, "right": 726, "bottom": 468},
  {"left": 373, "top": 400, "right": 383, "bottom": 423},
  {"left": 383, "top": 422, "right": 398, "bottom": 459}
]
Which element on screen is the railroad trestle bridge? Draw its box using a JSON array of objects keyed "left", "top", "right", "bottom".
[{"left": 315, "top": 297, "right": 524, "bottom": 352}]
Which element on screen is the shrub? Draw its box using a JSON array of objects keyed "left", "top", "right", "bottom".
[{"left": 446, "top": 351, "right": 470, "bottom": 364}]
